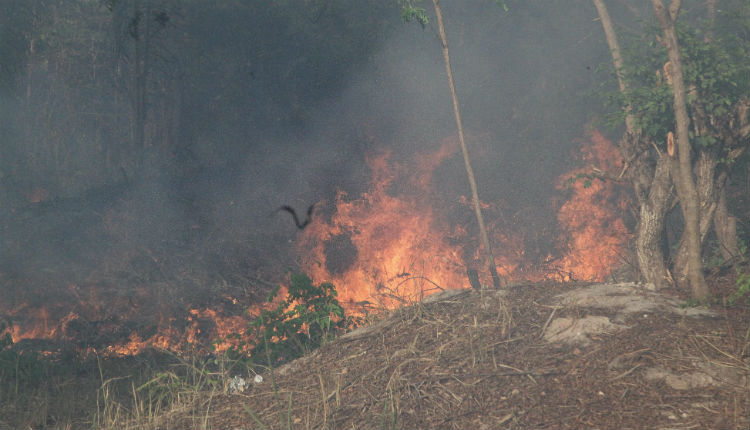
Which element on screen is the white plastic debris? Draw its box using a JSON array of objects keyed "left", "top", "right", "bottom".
[
  {"left": 228, "top": 375, "right": 247, "bottom": 394},
  {"left": 253, "top": 374, "right": 263, "bottom": 384}
]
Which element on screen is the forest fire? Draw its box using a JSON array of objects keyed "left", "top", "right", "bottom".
[
  {"left": 1, "top": 131, "right": 630, "bottom": 357},
  {"left": 549, "top": 129, "right": 631, "bottom": 282},
  {"left": 297, "top": 140, "right": 476, "bottom": 310},
  {"left": 297, "top": 130, "right": 630, "bottom": 312},
  {"left": 3, "top": 302, "right": 250, "bottom": 356}
]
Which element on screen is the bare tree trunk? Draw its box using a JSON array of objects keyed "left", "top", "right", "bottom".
[
  {"left": 133, "top": 0, "right": 151, "bottom": 160},
  {"left": 714, "top": 182, "right": 740, "bottom": 262},
  {"left": 593, "top": 0, "right": 673, "bottom": 289},
  {"left": 592, "top": 0, "right": 634, "bottom": 134},
  {"left": 431, "top": 0, "right": 502, "bottom": 289},
  {"left": 673, "top": 151, "right": 720, "bottom": 281},
  {"left": 635, "top": 152, "right": 673, "bottom": 289},
  {"left": 652, "top": 0, "right": 709, "bottom": 300},
  {"left": 705, "top": 0, "right": 716, "bottom": 42},
  {"left": 669, "top": 0, "right": 745, "bottom": 283}
]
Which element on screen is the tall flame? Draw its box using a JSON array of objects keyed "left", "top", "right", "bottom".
[
  {"left": 296, "top": 138, "right": 531, "bottom": 311},
  {"left": 550, "top": 129, "right": 630, "bottom": 281},
  {"left": 298, "top": 142, "right": 467, "bottom": 309}
]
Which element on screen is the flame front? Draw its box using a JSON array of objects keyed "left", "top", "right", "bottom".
[
  {"left": 296, "top": 139, "right": 531, "bottom": 311},
  {"left": 298, "top": 130, "right": 631, "bottom": 312},
  {"left": 298, "top": 142, "right": 471, "bottom": 310},
  {"left": 550, "top": 129, "right": 630, "bottom": 281},
  {"left": 1, "top": 129, "right": 632, "bottom": 355}
]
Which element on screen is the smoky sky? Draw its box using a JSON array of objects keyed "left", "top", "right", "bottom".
[
  {"left": 226, "top": 1, "right": 612, "bottom": 218},
  {"left": 230, "top": 0, "right": 615, "bottom": 237},
  {"left": 0, "top": 0, "right": 623, "bottom": 294}
]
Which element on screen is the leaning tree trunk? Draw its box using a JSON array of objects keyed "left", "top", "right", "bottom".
[
  {"left": 431, "top": 0, "right": 503, "bottom": 289},
  {"left": 653, "top": 0, "right": 709, "bottom": 300}
]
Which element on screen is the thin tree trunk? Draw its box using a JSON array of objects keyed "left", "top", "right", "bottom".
[
  {"left": 652, "top": 0, "right": 709, "bottom": 300},
  {"left": 673, "top": 151, "right": 720, "bottom": 281},
  {"left": 705, "top": 0, "right": 716, "bottom": 42},
  {"left": 431, "top": 0, "right": 502, "bottom": 289},
  {"left": 592, "top": 0, "right": 634, "bottom": 134},
  {"left": 133, "top": 0, "right": 150, "bottom": 160}
]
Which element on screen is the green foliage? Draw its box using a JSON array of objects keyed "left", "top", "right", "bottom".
[
  {"left": 729, "top": 267, "right": 750, "bottom": 305},
  {"left": 728, "top": 236, "right": 750, "bottom": 306},
  {"left": 703, "top": 234, "right": 750, "bottom": 306},
  {"left": 493, "top": 0, "right": 509, "bottom": 12},
  {"left": 398, "top": 0, "right": 509, "bottom": 28},
  {"left": 561, "top": 172, "right": 594, "bottom": 189},
  {"left": 602, "top": 17, "right": 749, "bottom": 155},
  {"left": 128, "top": 349, "right": 230, "bottom": 418},
  {"left": 398, "top": 0, "right": 429, "bottom": 28},
  {"left": 679, "top": 297, "right": 705, "bottom": 308},
  {"left": 246, "top": 274, "right": 357, "bottom": 366},
  {"left": 704, "top": 240, "right": 727, "bottom": 270}
]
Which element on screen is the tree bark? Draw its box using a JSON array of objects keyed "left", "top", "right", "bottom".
[
  {"left": 713, "top": 182, "right": 740, "bottom": 262},
  {"left": 672, "top": 151, "right": 721, "bottom": 281},
  {"left": 592, "top": 0, "right": 634, "bottom": 135},
  {"left": 635, "top": 152, "right": 673, "bottom": 290},
  {"left": 669, "top": 0, "right": 745, "bottom": 284},
  {"left": 593, "top": 0, "right": 673, "bottom": 289},
  {"left": 431, "top": 0, "right": 503, "bottom": 289},
  {"left": 652, "top": 0, "right": 709, "bottom": 300}
]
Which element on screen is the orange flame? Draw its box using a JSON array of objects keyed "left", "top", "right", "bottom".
[
  {"left": 297, "top": 139, "right": 526, "bottom": 311},
  {"left": 550, "top": 129, "right": 630, "bottom": 281},
  {"left": 1, "top": 129, "right": 632, "bottom": 356}
]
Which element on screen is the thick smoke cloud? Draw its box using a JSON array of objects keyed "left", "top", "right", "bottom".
[{"left": 0, "top": 0, "right": 619, "bottom": 339}]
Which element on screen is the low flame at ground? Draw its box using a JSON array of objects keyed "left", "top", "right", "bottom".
[{"left": 1, "top": 129, "right": 630, "bottom": 356}]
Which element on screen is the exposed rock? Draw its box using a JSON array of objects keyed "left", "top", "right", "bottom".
[{"left": 543, "top": 315, "right": 627, "bottom": 345}]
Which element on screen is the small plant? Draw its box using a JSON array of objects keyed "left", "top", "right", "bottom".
[
  {"left": 704, "top": 241, "right": 726, "bottom": 271},
  {"left": 246, "top": 273, "right": 357, "bottom": 366},
  {"left": 727, "top": 236, "right": 749, "bottom": 306},
  {"left": 728, "top": 265, "right": 750, "bottom": 306},
  {"left": 680, "top": 297, "right": 703, "bottom": 308}
]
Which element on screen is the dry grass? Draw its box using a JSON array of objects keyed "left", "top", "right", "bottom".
[
  {"left": 1, "top": 280, "right": 748, "bottom": 430},
  {"left": 190, "top": 282, "right": 747, "bottom": 430}
]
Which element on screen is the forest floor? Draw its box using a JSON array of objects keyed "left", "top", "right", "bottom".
[
  {"left": 157, "top": 275, "right": 750, "bottom": 430},
  {"left": 1, "top": 271, "right": 748, "bottom": 429}
]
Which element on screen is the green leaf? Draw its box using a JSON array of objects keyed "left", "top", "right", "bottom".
[{"left": 399, "top": 0, "right": 429, "bottom": 28}]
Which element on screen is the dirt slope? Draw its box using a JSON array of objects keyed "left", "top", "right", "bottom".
[{"left": 168, "top": 281, "right": 749, "bottom": 429}]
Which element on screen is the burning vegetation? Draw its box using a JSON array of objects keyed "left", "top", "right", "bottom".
[
  {"left": 0, "top": 130, "right": 632, "bottom": 358},
  {"left": 297, "top": 130, "right": 631, "bottom": 314},
  {"left": 551, "top": 129, "right": 631, "bottom": 282},
  {"left": 1, "top": 1, "right": 747, "bottom": 428}
]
